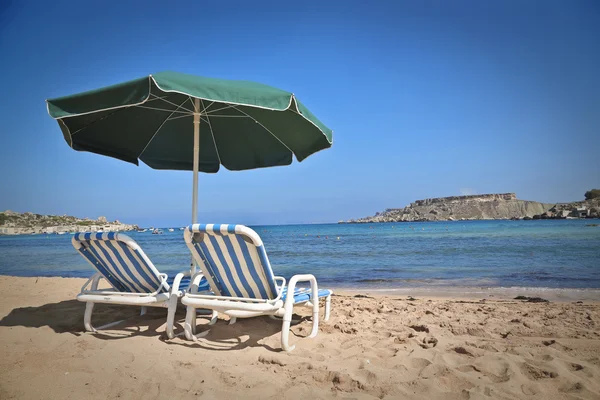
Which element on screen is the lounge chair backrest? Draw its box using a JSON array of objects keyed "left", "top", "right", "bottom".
[
  {"left": 184, "top": 224, "right": 278, "bottom": 299},
  {"left": 72, "top": 232, "right": 168, "bottom": 293}
]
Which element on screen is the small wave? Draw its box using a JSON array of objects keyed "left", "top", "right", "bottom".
[
  {"left": 356, "top": 278, "right": 437, "bottom": 284},
  {"left": 356, "top": 278, "right": 412, "bottom": 283}
]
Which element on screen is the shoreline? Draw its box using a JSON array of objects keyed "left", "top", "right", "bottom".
[
  {"left": 335, "top": 286, "right": 600, "bottom": 302},
  {"left": 3, "top": 275, "right": 599, "bottom": 302}
]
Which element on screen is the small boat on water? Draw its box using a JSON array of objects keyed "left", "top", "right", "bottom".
[
  {"left": 152, "top": 229, "right": 163, "bottom": 235},
  {"left": 57, "top": 231, "right": 66, "bottom": 235},
  {"left": 179, "top": 227, "right": 185, "bottom": 230},
  {"left": 137, "top": 228, "right": 147, "bottom": 233},
  {"left": 168, "top": 228, "right": 174, "bottom": 232}
]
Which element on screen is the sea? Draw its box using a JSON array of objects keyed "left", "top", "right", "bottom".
[{"left": 1, "top": 220, "right": 599, "bottom": 291}]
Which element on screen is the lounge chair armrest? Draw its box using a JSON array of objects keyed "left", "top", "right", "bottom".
[
  {"left": 284, "top": 274, "right": 318, "bottom": 308},
  {"left": 188, "top": 272, "right": 207, "bottom": 294},
  {"left": 169, "top": 272, "right": 188, "bottom": 296},
  {"left": 157, "top": 273, "right": 170, "bottom": 292},
  {"left": 274, "top": 276, "right": 286, "bottom": 300},
  {"left": 80, "top": 272, "right": 104, "bottom": 293}
]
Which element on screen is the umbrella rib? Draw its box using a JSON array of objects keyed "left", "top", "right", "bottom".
[
  {"left": 70, "top": 106, "right": 135, "bottom": 137},
  {"left": 189, "top": 96, "right": 196, "bottom": 110},
  {"left": 136, "top": 105, "right": 193, "bottom": 114},
  {"left": 167, "top": 113, "right": 193, "bottom": 121},
  {"left": 58, "top": 119, "right": 73, "bottom": 147},
  {"left": 147, "top": 94, "right": 173, "bottom": 104},
  {"left": 148, "top": 94, "right": 195, "bottom": 113},
  {"left": 204, "top": 104, "right": 239, "bottom": 115},
  {"left": 229, "top": 105, "right": 294, "bottom": 154},
  {"left": 200, "top": 100, "right": 214, "bottom": 114},
  {"left": 205, "top": 115, "right": 249, "bottom": 118},
  {"left": 137, "top": 97, "right": 191, "bottom": 159},
  {"left": 200, "top": 99, "right": 223, "bottom": 165},
  {"left": 69, "top": 94, "right": 178, "bottom": 137}
]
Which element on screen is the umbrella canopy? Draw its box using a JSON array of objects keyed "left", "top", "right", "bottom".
[
  {"left": 46, "top": 71, "right": 333, "bottom": 172},
  {"left": 47, "top": 72, "right": 333, "bottom": 274}
]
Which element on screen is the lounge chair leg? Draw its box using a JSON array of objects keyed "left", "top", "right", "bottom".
[
  {"left": 84, "top": 302, "right": 96, "bottom": 332},
  {"left": 191, "top": 309, "right": 197, "bottom": 334},
  {"left": 229, "top": 317, "right": 237, "bottom": 325},
  {"left": 324, "top": 295, "right": 331, "bottom": 321},
  {"left": 165, "top": 296, "right": 178, "bottom": 339},
  {"left": 309, "top": 296, "right": 319, "bottom": 339},
  {"left": 281, "top": 304, "right": 295, "bottom": 352},
  {"left": 184, "top": 306, "right": 196, "bottom": 341},
  {"left": 140, "top": 306, "right": 147, "bottom": 316},
  {"left": 208, "top": 310, "right": 218, "bottom": 325}
]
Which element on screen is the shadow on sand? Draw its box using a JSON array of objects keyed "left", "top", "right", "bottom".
[
  {"left": 0, "top": 300, "right": 310, "bottom": 351},
  {"left": 162, "top": 314, "right": 312, "bottom": 352}
]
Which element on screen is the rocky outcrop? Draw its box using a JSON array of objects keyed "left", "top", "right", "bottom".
[
  {"left": 412, "top": 193, "right": 517, "bottom": 206},
  {"left": 0, "top": 211, "right": 138, "bottom": 235},
  {"left": 344, "top": 193, "right": 600, "bottom": 223}
]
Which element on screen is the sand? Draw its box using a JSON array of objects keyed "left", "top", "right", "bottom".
[{"left": 1, "top": 276, "right": 599, "bottom": 399}]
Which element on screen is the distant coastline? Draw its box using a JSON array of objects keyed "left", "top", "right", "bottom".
[
  {"left": 342, "top": 193, "right": 600, "bottom": 224},
  {"left": 0, "top": 210, "right": 138, "bottom": 235}
]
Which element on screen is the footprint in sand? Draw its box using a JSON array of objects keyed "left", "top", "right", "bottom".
[
  {"left": 319, "top": 370, "right": 365, "bottom": 392},
  {"left": 409, "top": 324, "right": 429, "bottom": 333},
  {"left": 562, "top": 360, "right": 594, "bottom": 378},
  {"left": 568, "top": 362, "right": 584, "bottom": 371},
  {"left": 558, "top": 381, "right": 597, "bottom": 397},
  {"left": 536, "top": 354, "right": 554, "bottom": 362},
  {"left": 471, "top": 360, "right": 511, "bottom": 383},
  {"left": 418, "top": 336, "right": 438, "bottom": 349},
  {"left": 419, "top": 363, "right": 451, "bottom": 379},
  {"left": 585, "top": 357, "right": 600, "bottom": 367},
  {"left": 521, "top": 383, "right": 540, "bottom": 395},
  {"left": 456, "top": 365, "right": 481, "bottom": 374},
  {"left": 453, "top": 346, "right": 475, "bottom": 357},
  {"left": 520, "top": 362, "right": 558, "bottom": 380}
]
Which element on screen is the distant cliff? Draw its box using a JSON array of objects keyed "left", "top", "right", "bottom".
[
  {"left": 344, "top": 193, "right": 600, "bottom": 223},
  {"left": 0, "top": 211, "right": 138, "bottom": 235}
]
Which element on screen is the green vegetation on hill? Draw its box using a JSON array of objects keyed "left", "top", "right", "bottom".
[
  {"left": 76, "top": 221, "right": 96, "bottom": 226},
  {"left": 1, "top": 211, "right": 107, "bottom": 228},
  {"left": 585, "top": 189, "right": 600, "bottom": 200},
  {"left": 0, "top": 211, "right": 138, "bottom": 235}
]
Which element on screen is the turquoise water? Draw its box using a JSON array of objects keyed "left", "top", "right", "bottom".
[{"left": 0, "top": 220, "right": 599, "bottom": 289}]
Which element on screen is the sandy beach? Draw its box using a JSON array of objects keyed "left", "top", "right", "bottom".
[{"left": 1, "top": 276, "right": 599, "bottom": 399}]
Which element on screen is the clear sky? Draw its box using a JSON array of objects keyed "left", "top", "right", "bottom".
[{"left": 0, "top": 0, "right": 598, "bottom": 227}]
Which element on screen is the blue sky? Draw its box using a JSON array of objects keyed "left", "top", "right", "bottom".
[{"left": 0, "top": 0, "right": 598, "bottom": 226}]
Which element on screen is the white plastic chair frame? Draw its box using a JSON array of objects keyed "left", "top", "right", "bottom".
[
  {"left": 73, "top": 233, "right": 195, "bottom": 339},
  {"left": 182, "top": 226, "right": 332, "bottom": 351}
]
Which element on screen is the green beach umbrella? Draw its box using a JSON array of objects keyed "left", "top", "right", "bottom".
[{"left": 46, "top": 71, "right": 333, "bottom": 226}]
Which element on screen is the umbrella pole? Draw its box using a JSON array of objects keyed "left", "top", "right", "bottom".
[{"left": 191, "top": 98, "right": 200, "bottom": 275}]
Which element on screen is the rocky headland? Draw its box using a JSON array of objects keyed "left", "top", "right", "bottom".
[
  {"left": 0, "top": 210, "right": 138, "bottom": 235},
  {"left": 344, "top": 193, "right": 600, "bottom": 223}
]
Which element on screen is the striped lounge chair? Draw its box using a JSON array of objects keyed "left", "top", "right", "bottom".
[
  {"left": 182, "top": 224, "right": 333, "bottom": 351},
  {"left": 72, "top": 232, "right": 211, "bottom": 338}
]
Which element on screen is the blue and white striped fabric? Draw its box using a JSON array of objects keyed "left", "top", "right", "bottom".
[
  {"left": 282, "top": 287, "right": 333, "bottom": 304},
  {"left": 73, "top": 232, "right": 167, "bottom": 294},
  {"left": 186, "top": 224, "right": 332, "bottom": 303},
  {"left": 186, "top": 224, "right": 280, "bottom": 300},
  {"left": 166, "top": 275, "right": 210, "bottom": 293}
]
